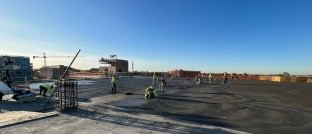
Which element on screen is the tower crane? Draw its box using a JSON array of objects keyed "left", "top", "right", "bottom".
[{"left": 33, "top": 53, "right": 77, "bottom": 67}]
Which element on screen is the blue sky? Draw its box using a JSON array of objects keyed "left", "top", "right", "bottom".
[{"left": 0, "top": 0, "right": 311, "bottom": 75}]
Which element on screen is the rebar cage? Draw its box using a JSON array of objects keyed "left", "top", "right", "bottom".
[{"left": 55, "top": 81, "right": 78, "bottom": 112}]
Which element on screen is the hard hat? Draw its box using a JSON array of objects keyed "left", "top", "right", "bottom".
[{"left": 149, "top": 86, "right": 153, "bottom": 89}]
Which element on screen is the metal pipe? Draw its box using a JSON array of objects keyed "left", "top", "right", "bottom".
[{"left": 44, "top": 49, "right": 81, "bottom": 110}]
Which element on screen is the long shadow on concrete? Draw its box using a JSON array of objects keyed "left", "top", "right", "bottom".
[
  {"left": 71, "top": 79, "right": 243, "bottom": 133},
  {"left": 179, "top": 92, "right": 234, "bottom": 96},
  {"left": 230, "top": 83, "right": 284, "bottom": 86},
  {"left": 99, "top": 105, "right": 234, "bottom": 129},
  {"left": 157, "top": 96, "right": 219, "bottom": 105},
  {"left": 229, "top": 80, "right": 296, "bottom": 86},
  {"left": 66, "top": 108, "right": 237, "bottom": 134},
  {"left": 0, "top": 97, "right": 54, "bottom": 112}
]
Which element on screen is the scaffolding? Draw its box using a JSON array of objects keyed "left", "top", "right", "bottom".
[{"left": 55, "top": 81, "right": 78, "bottom": 112}]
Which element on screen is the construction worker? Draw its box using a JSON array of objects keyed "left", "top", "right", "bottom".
[
  {"left": 159, "top": 77, "right": 166, "bottom": 92},
  {"left": 39, "top": 83, "right": 54, "bottom": 96},
  {"left": 198, "top": 77, "right": 202, "bottom": 84},
  {"left": 195, "top": 76, "right": 202, "bottom": 84},
  {"left": 208, "top": 73, "right": 213, "bottom": 84},
  {"left": 145, "top": 86, "right": 157, "bottom": 99},
  {"left": 224, "top": 72, "right": 228, "bottom": 84},
  {"left": 231, "top": 73, "right": 234, "bottom": 80},
  {"left": 152, "top": 73, "right": 158, "bottom": 85},
  {"left": 111, "top": 74, "right": 118, "bottom": 94},
  {"left": 184, "top": 77, "right": 190, "bottom": 84}
]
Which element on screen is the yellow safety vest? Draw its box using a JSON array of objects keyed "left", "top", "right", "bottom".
[{"left": 112, "top": 76, "right": 117, "bottom": 84}]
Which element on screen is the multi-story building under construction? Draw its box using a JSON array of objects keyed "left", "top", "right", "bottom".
[
  {"left": 0, "top": 55, "right": 33, "bottom": 82},
  {"left": 99, "top": 56, "right": 128, "bottom": 73}
]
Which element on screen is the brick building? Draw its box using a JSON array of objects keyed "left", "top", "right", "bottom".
[{"left": 168, "top": 70, "right": 201, "bottom": 78}]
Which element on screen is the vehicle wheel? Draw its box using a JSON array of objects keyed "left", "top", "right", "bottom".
[{"left": 0, "top": 92, "right": 4, "bottom": 101}]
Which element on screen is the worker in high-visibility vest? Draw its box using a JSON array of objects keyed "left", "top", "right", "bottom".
[
  {"left": 152, "top": 73, "right": 158, "bottom": 85},
  {"left": 145, "top": 86, "right": 158, "bottom": 99},
  {"left": 208, "top": 74, "right": 213, "bottom": 84},
  {"left": 195, "top": 76, "right": 202, "bottom": 84},
  {"left": 39, "top": 83, "right": 54, "bottom": 96},
  {"left": 111, "top": 74, "right": 119, "bottom": 94}
]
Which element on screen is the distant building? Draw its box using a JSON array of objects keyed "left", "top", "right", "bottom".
[
  {"left": 259, "top": 75, "right": 271, "bottom": 81},
  {"left": 236, "top": 74, "right": 259, "bottom": 80},
  {"left": 290, "top": 76, "right": 308, "bottom": 83},
  {"left": 308, "top": 77, "right": 312, "bottom": 83},
  {"left": 99, "top": 59, "right": 129, "bottom": 73},
  {"left": 40, "top": 65, "right": 66, "bottom": 79},
  {"left": 270, "top": 76, "right": 290, "bottom": 82},
  {"left": 99, "top": 66, "right": 109, "bottom": 73},
  {"left": 0, "top": 56, "right": 33, "bottom": 82},
  {"left": 90, "top": 68, "right": 99, "bottom": 73},
  {"left": 67, "top": 71, "right": 104, "bottom": 79},
  {"left": 169, "top": 69, "right": 201, "bottom": 78},
  {"left": 258, "top": 75, "right": 310, "bottom": 83}
]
